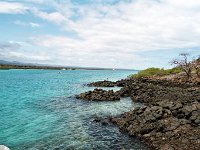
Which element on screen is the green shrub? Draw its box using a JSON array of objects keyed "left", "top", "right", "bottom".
[
  {"left": 166, "top": 67, "right": 181, "bottom": 74},
  {"left": 130, "top": 67, "right": 181, "bottom": 78}
]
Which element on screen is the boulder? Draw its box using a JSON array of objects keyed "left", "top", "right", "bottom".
[
  {"left": 116, "top": 86, "right": 130, "bottom": 97},
  {"left": 143, "top": 106, "right": 163, "bottom": 121},
  {"left": 190, "top": 110, "right": 200, "bottom": 124},
  {"left": 87, "top": 80, "right": 116, "bottom": 87},
  {"left": 76, "top": 88, "right": 120, "bottom": 101}
]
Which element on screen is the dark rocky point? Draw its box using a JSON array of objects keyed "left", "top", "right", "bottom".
[
  {"left": 111, "top": 100, "right": 200, "bottom": 150},
  {"left": 87, "top": 79, "right": 131, "bottom": 87},
  {"left": 87, "top": 80, "right": 116, "bottom": 87},
  {"left": 76, "top": 88, "right": 120, "bottom": 101},
  {"left": 76, "top": 77, "right": 200, "bottom": 149}
]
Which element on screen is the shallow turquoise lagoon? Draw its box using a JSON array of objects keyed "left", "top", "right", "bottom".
[{"left": 0, "top": 69, "right": 148, "bottom": 150}]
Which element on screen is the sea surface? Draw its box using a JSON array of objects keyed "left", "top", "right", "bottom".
[{"left": 0, "top": 69, "right": 148, "bottom": 150}]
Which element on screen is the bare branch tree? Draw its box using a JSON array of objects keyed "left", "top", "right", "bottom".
[
  {"left": 170, "top": 53, "right": 192, "bottom": 78},
  {"left": 192, "top": 56, "right": 200, "bottom": 77}
]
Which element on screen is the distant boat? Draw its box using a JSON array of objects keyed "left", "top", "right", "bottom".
[
  {"left": 112, "top": 69, "right": 115, "bottom": 70},
  {"left": 61, "top": 68, "right": 66, "bottom": 70}
]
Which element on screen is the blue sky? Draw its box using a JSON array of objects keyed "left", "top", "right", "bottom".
[{"left": 0, "top": 0, "right": 200, "bottom": 69}]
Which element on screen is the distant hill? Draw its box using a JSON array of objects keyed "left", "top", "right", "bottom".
[
  {"left": 0, "top": 60, "right": 136, "bottom": 70},
  {"left": 0, "top": 60, "right": 39, "bottom": 66}
]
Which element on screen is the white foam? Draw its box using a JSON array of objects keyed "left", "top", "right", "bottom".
[{"left": 0, "top": 145, "right": 10, "bottom": 150}]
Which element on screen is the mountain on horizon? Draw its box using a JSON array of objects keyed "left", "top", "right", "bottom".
[
  {"left": 0, "top": 60, "right": 42, "bottom": 66},
  {"left": 0, "top": 60, "right": 137, "bottom": 70}
]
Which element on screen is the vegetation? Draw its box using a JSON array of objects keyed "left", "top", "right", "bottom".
[
  {"left": 131, "top": 53, "right": 200, "bottom": 79},
  {"left": 170, "top": 53, "right": 193, "bottom": 78},
  {"left": 171, "top": 53, "right": 200, "bottom": 78},
  {"left": 130, "top": 67, "right": 181, "bottom": 78},
  {"left": 192, "top": 56, "right": 200, "bottom": 77}
]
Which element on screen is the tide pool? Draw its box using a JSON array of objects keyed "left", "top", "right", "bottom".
[{"left": 0, "top": 69, "right": 148, "bottom": 150}]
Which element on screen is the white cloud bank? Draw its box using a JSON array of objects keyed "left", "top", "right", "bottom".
[
  {"left": 0, "top": 41, "right": 50, "bottom": 62},
  {"left": 14, "top": 20, "right": 41, "bottom": 28},
  {"left": 0, "top": 1, "right": 28, "bottom": 14},
  {"left": 1, "top": 0, "right": 200, "bottom": 69}
]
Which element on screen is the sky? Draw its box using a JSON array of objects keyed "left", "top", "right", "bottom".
[{"left": 0, "top": 0, "right": 200, "bottom": 69}]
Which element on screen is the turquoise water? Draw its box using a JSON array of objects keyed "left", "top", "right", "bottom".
[{"left": 0, "top": 69, "right": 148, "bottom": 150}]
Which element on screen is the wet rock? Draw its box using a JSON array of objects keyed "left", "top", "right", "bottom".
[
  {"left": 101, "top": 120, "right": 109, "bottom": 126},
  {"left": 92, "top": 115, "right": 110, "bottom": 125},
  {"left": 76, "top": 88, "right": 120, "bottom": 101},
  {"left": 135, "top": 106, "right": 147, "bottom": 115},
  {"left": 111, "top": 101, "right": 200, "bottom": 150},
  {"left": 88, "top": 80, "right": 116, "bottom": 87},
  {"left": 92, "top": 115, "right": 102, "bottom": 123},
  {"left": 83, "top": 77, "right": 200, "bottom": 150},
  {"left": 116, "top": 79, "right": 130, "bottom": 87},
  {"left": 116, "top": 86, "right": 130, "bottom": 97}
]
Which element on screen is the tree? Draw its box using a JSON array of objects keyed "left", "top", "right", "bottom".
[
  {"left": 192, "top": 56, "right": 200, "bottom": 77},
  {"left": 170, "top": 53, "right": 192, "bottom": 78}
]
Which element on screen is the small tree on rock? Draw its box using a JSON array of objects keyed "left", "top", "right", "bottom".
[
  {"left": 192, "top": 56, "right": 200, "bottom": 77},
  {"left": 170, "top": 53, "right": 192, "bottom": 78}
]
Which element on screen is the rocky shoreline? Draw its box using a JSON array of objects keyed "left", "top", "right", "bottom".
[
  {"left": 76, "top": 88, "right": 120, "bottom": 101},
  {"left": 76, "top": 77, "right": 200, "bottom": 150}
]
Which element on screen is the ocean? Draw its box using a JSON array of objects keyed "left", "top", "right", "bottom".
[{"left": 0, "top": 69, "right": 148, "bottom": 150}]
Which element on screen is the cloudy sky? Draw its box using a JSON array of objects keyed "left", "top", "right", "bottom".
[{"left": 0, "top": 0, "right": 200, "bottom": 69}]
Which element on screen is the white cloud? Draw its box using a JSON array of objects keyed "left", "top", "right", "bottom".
[
  {"left": 30, "top": 0, "right": 200, "bottom": 52},
  {"left": 164, "top": 0, "right": 200, "bottom": 8},
  {"left": 29, "top": 22, "right": 40, "bottom": 28},
  {"left": 2, "top": 0, "right": 200, "bottom": 68},
  {"left": 0, "top": 1, "right": 28, "bottom": 14},
  {"left": 0, "top": 51, "right": 50, "bottom": 62},
  {"left": 14, "top": 20, "right": 41, "bottom": 28},
  {"left": 0, "top": 41, "right": 21, "bottom": 51},
  {"left": 32, "top": 8, "right": 68, "bottom": 24},
  {"left": 0, "top": 41, "right": 49, "bottom": 62}
]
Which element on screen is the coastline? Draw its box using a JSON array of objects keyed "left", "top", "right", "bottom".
[{"left": 77, "top": 77, "right": 200, "bottom": 150}]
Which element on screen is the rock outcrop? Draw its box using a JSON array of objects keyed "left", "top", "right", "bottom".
[
  {"left": 76, "top": 88, "right": 120, "bottom": 101},
  {"left": 88, "top": 80, "right": 116, "bottom": 87},
  {"left": 77, "top": 77, "right": 200, "bottom": 149},
  {"left": 109, "top": 78, "right": 200, "bottom": 150},
  {"left": 111, "top": 100, "right": 200, "bottom": 150},
  {"left": 87, "top": 79, "right": 131, "bottom": 87},
  {"left": 117, "top": 78, "right": 200, "bottom": 105}
]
